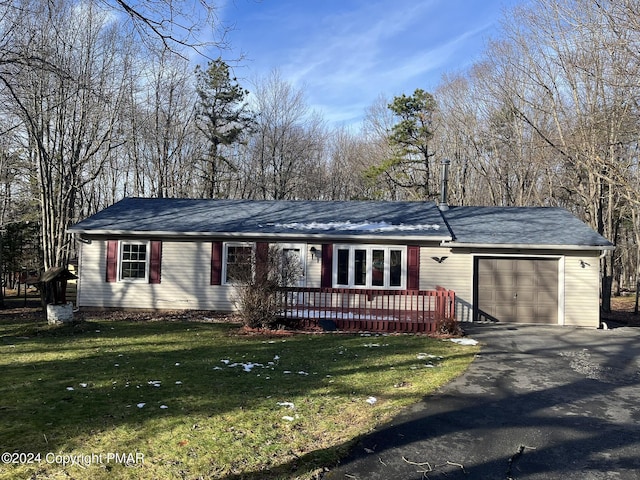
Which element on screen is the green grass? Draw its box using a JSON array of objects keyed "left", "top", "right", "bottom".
[{"left": 0, "top": 315, "right": 478, "bottom": 479}]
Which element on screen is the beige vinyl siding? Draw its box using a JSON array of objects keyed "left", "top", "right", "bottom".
[
  {"left": 77, "top": 240, "right": 236, "bottom": 311},
  {"left": 419, "top": 247, "right": 473, "bottom": 322},
  {"left": 563, "top": 251, "right": 601, "bottom": 328},
  {"left": 75, "top": 239, "right": 603, "bottom": 328}
]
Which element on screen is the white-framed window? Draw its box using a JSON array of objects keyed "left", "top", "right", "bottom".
[
  {"left": 221, "top": 242, "right": 307, "bottom": 286},
  {"left": 119, "top": 241, "right": 149, "bottom": 282},
  {"left": 333, "top": 245, "right": 406, "bottom": 289},
  {"left": 223, "top": 242, "right": 254, "bottom": 284}
]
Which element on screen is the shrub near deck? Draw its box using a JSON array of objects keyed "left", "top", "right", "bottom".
[{"left": 0, "top": 318, "right": 477, "bottom": 480}]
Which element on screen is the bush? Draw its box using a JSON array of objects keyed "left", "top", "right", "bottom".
[
  {"left": 435, "top": 316, "right": 462, "bottom": 336},
  {"left": 235, "top": 280, "right": 280, "bottom": 329}
]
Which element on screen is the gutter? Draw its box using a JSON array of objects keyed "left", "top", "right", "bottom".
[
  {"left": 68, "top": 229, "right": 454, "bottom": 243},
  {"left": 440, "top": 240, "right": 615, "bottom": 252}
]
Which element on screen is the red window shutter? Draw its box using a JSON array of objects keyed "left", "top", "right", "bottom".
[
  {"left": 407, "top": 245, "right": 420, "bottom": 290},
  {"left": 106, "top": 240, "right": 118, "bottom": 282},
  {"left": 255, "top": 242, "right": 269, "bottom": 282},
  {"left": 321, "top": 244, "right": 333, "bottom": 288},
  {"left": 149, "top": 241, "right": 162, "bottom": 284},
  {"left": 211, "top": 242, "right": 223, "bottom": 285}
]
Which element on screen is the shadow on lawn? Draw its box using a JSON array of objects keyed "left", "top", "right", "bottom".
[
  {"left": 3, "top": 296, "right": 640, "bottom": 479},
  {"left": 210, "top": 327, "right": 640, "bottom": 479},
  {"left": 7, "top": 315, "right": 640, "bottom": 479},
  {"left": 0, "top": 315, "right": 473, "bottom": 474}
]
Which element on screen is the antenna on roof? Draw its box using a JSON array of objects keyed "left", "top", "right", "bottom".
[{"left": 438, "top": 159, "right": 450, "bottom": 211}]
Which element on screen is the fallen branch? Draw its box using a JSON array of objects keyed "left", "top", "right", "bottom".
[
  {"left": 402, "top": 456, "right": 433, "bottom": 468},
  {"left": 402, "top": 456, "right": 434, "bottom": 477},
  {"left": 443, "top": 460, "right": 466, "bottom": 473},
  {"left": 506, "top": 445, "right": 536, "bottom": 479},
  {"left": 402, "top": 456, "right": 469, "bottom": 478}
]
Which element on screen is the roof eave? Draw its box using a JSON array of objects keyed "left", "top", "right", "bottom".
[
  {"left": 440, "top": 241, "right": 615, "bottom": 251},
  {"left": 69, "top": 229, "right": 453, "bottom": 243}
]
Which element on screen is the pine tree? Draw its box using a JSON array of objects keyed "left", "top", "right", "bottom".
[{"left": 195, "top": 59, "right": 253, "bottom": 198}]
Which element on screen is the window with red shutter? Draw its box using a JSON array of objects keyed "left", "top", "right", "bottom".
[{"left": 108, "top": 240, "right": 161, "bottom": 283}]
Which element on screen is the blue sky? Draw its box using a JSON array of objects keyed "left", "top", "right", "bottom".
[{"left": 218, "top": 0, "right": 520, "bottom": 126}]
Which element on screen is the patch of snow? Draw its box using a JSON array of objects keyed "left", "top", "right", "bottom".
[
  {"left": 243, "top": 363, "right": 255, "bottom": 372},
  {"left": 271, "top": 221, "right": 441, "bottom": 232},
  {"left": 449, "top": 338, "right": 478, "bottom": 346}
]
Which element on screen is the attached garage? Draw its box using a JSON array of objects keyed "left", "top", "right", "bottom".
[
  {"left": 440, "top": 206, "right": 614, "bottom": 328},
  {"left": 475, "top": 257, "right": 559, "bottom": 324}
]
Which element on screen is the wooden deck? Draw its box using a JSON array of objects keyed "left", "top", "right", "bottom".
[{"left": 276, "top": 287, "right": 455, "bottom": 333}]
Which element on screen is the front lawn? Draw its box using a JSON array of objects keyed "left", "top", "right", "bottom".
[{"left": 0, "top": 314, "right": 477, "bottom": 479}]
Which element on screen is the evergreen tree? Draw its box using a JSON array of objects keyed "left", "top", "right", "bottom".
[
  {"left": 366, "top": 88, "right": 438, "bottom": 200},
  {"left": 195, "top": 59, "right": 253, "bottom": 198}
]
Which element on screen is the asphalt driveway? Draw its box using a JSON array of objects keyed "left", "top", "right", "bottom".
[{"left": 324, "top": 323, "right": 640, "bottom": 479}]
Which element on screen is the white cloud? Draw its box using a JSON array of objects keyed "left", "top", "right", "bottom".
[{"left": 218, "top": 0, "right": 516, "bottom": 126}]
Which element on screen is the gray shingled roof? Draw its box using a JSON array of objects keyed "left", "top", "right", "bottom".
[
  {"left": 442, "top": 206, "right": 613, "bottom": 248},
  {"left": 69, "top": 198, "right": 451, "bottom": 240},
  {"left": 68, "top": 198, "right": 614, "bottom": 249}
]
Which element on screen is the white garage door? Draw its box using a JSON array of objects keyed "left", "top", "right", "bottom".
[{"left": 475, "top": 257, "right": 559, "bottom": 324}]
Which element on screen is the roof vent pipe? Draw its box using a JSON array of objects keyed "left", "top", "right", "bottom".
[{"left": 438, "top": 159, "right": 450, "bottom": 211}]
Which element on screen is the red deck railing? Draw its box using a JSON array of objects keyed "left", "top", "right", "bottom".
[{"left": 276, "top": 287, "right": 455, "bottom": 333}]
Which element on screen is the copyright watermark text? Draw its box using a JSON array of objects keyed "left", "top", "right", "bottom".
[{"left": 1, "top": 451, "right": 144, "bottom": 467}]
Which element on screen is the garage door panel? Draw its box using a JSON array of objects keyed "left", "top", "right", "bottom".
[
  {"left": 516, "top": 290, "right": 535, "bottom": 303},
  {"left": 537, "top": 272, "right": 559, "bottom": 302},
  {"left": 476, "top": 258, "right": 558, "bottom": 324},
  {"left": 495, "top": 289, "right": 516, "bottom": 302},
  {"left": 515, "top": 306, "right": 536, "bottom": 323}
]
